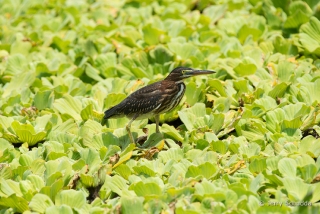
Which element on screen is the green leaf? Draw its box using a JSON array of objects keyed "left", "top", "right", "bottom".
[
  {"left": 10, "top": 33, "right": 32, "bottom": 55},
  {"left": 185, "top": 82, "right": 205, "bottom": 106},
  {"left": 186, "top": 162, "right": 219, "bottom": 179},
  {"left": 203, "top": 5, "right": 228, "bottom": 24},
  {"left": 113, "top": 143, "right": 135, "bottom": 169},
  {"left": 79, "top": 119, "right": 103, "bottom": 149},
  {"left": 101, "top": 132, "right": 120, "bottom": 148},
  {"left": 281, "top": 117, "right": 303, "bottom": 136},
  {"left": 238, "top": 141, "right": 261, "bottom": 158},
  {"left": 278, "top": 158, "right": 297, "bottom": 177},
  {"left": 114, "top": 164, "right": 132, "bottom": 180},
  {"left": 95, "top": 53, "right": 117, "bottom": 78},
  {"left": 45, "top": 205, "right": 73, "bottom": 214},
  {"left": 282, "top": 177, "right": 309, "bottom": 201},
  {"left": 161, "top": 124, "right": 184, "bottom": 142},
  {"left": 2, "top": 71, "right": 35, "bottom": 98},
  {"left": 250, "top": 173, "right": 264, "bottom": 193},
  {"left": 11, "top": 121, "right": 47, "bottom": 146},
  {"left": 236, "top": 119, "right": 268, "bottom": 142},
  {"left": 268, "top": 82, "right": 289, "bottom": 98},
  {"left": 234, "top": 57, "right": 257, "bottom": 76},
  {"left": 284, "top": 6, "right": 310, "bottom": 29},
  {"left": 257, "top": 206, "right": 291, "bottom": 213},
  {"left": 103, "top": 175, "right": 130, "bottom": 196},
  {"left": 299, "top": 17, "right": 320, "bottom": 56},
  {"left": 80, "top": 104, "right": 93, "bottom": 121},
  {"left": 168, "top": 42, "right": 203, "bottom": 61},
  {"left": 249, "top": 158, "right": 267, "bottom": 174},
  {"left": 40, "top": 179, "right": 64, "bottom": 202},
  {"left": 142, "top": 24, "right": 165, "bottom": 46},
  {"left": 55, "top": 189, "right": 86, "bottom": 209},
  {"left": 303, "top": 79, "right": 320, "bottom": 103},
  {"left": 132, "top": 182, "right": 162, "bottom": 197},
  {"left": 273, "top": 35, "right": 298, "bottom": 55},
  {"left": 4, "top": 54, "right": 27, "bottom": 76},
  {"left": 158, "top": 148, "right": 184, "bottom": 163},
  {"left": 27, "top": 174, "right": 45, "bottom": 190},
  {"left": 85, "top": 63, "right": 104, "bottom": 82},
  {"left": 299, "top": 136, "right": 320, "bottom": 158},
  {"left": 50, "top": 36, "right": 70, "bottom": 53},
  {"left": 164, "top": 19, "right": 186, "bottom": 37},
  {"left": 149, "top": 45, "right": 174, "bottom": 64},
  {"left": 29, "top": 193, "right": 54, "bottom": 213},
  {"left": 178, "top": 103, "right": 207, "bottom": 131},
  {"left": 133, "top": 165, "right": 156, "bottom": 177},
  {"left": 282, "top": 103, "right": 310, "bottom": 120},
  {"left": 34, "top": 90, "right": 54, "bottom": 110},
  {"left": 311, "top": 182, "right": 320, "bottom": 203},
  {"left": 0, "top": 194, "right": 29, "bottom": 213},
  {"left": 121, "top": 52, "right": 150, "bottom": 78},
  {"left": 120, "top": 196, "right": 144, "bottom": 214},
  {"left": 80, "top": 173, "right": 99, "bottom": 187},
  {"left": 298, "top": 164, "right": 317, "bottom": 183},
  {"left": 207, "top": 79, "right": 227, "bottom": 97},
  {"left": 53, "top": 94, "right": 82, "bottom": 121},
  {"left": 276, "top": 61, "right": 296, "bottom": 82},
  {"left": 211, "top": 140, "right": 228, "bottom": 154},
  {"left": 80, "top": 148, "right": 101, "bottom": 171},
  {"left": 140, "top": 133, "right": 165, "bottom": 149},
  {"left": 237, "top": 24, "right": 263, "bottom": 43}
]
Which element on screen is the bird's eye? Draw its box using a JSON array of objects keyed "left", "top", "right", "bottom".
[{"left": 181, "top": 70, "right": 186, "bottom": 74}]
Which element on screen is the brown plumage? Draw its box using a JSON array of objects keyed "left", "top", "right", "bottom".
[{"left": 103, "top": 67, "right": 215, "bottom": 144}]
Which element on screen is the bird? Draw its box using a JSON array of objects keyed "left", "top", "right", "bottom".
[{"left": 103, "top": 67, "right": 215, "bottom": 144}]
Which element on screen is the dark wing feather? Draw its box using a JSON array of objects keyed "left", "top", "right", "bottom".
[
  {"left": 104, "top": 105, "right": 120, "bottom": 119},
  {"left": 103, "top": 81, "right": 184, "bottom": 119},
  {"left": 120, "top": 82, "right": 165, "bottom": 115}
]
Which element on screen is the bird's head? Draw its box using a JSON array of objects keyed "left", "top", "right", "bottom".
[{"left": 164, "top": 67, "right": 215, "bottom": 82}]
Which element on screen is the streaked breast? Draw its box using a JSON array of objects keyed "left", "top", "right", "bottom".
[{"left": 154, "top": 83, "right": 186, "bottom": 114}]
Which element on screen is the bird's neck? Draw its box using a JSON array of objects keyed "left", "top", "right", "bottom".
[
  {"left": 177, "top": 81, "right": 185, "bottom": 86},
  {"left": 176, "top": 82, "right": 186, "bottom": 94},
  {"left": 175, "top": 79, "right": 185, "bottom": 84}
]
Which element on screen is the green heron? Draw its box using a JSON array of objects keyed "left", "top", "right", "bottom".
[{"left": 103, "top": 67, "right": 215, "bottom": 144}]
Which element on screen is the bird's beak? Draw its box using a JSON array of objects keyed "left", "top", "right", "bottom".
[{"left": 183, "top": 69, "right": 215, "bottom": 78}]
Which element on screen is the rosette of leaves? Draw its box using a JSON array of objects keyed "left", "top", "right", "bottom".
[{"left": 0, "top": 115, "right": 54, "bottom": 146}]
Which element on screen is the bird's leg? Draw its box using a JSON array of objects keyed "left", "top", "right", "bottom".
[
  {"left": 155, "top": 114, "right": 160, "bottom": 133},
  {"left": 126, "top": 114, "right": 138, "bottom": 144}
]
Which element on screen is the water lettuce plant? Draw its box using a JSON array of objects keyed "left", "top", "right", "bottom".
[{"left": 0, "top": 0, "right": 320, "bottom": 213}]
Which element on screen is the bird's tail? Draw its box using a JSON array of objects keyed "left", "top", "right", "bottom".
[
  {"left": 103, "top": 106, "right": 117, "bottom": 119},
  {"left": 101, "top": 106, "right": 117, "bottom": 126}
]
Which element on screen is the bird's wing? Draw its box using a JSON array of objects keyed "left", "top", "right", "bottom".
[
  {"left": 104, "top": 81, "right": 182, "bottom": 118},
  {"left": 104, "top": 82, "right": 163, "bottom": 118},
  {"left": 120, "top": 81, "right": 167, "bottom": 115},
  {"left": 126, "top": 81, "right": 183, "bottom": 115}
]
